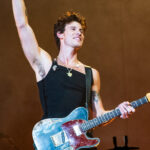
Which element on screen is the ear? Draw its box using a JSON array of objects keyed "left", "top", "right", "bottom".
[{"left": 57, "top": 31, "right": 64, "bottom": 39}]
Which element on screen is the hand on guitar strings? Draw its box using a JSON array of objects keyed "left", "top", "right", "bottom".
[{"left": 117, "top": 101, "right": 135, "bottom": 119}]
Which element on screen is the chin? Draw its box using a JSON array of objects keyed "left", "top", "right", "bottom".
[
  {"left": 74, "top": 42, "right": 83, "bottom": 48},
  {"left": 74, "top": 45, "right": 82, "bottom": 50}
]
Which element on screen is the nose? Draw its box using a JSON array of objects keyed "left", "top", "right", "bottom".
[{"left": 76, "top": 30, "right": 82, "bottom": 36}]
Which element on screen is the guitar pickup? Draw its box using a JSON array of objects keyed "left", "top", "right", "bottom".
[{"left": 73, "top": 125, "right": 82, "bottom": 136}]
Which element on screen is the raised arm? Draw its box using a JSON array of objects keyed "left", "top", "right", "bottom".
[{"left": 12, "top": 0, "right": 52, "bottom": 81}]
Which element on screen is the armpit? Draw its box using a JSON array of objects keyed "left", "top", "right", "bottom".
[{"left": 33, "top": 59, "right": 46, "bottom": 78}]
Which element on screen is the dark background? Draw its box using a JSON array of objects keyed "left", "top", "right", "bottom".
[{"left": 0, "top": 0, "right": 150, "bottom": 149}]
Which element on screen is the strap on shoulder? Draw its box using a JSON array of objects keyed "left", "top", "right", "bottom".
[{"left": 85, "top": 67, "right": 92, "bottom": 110}]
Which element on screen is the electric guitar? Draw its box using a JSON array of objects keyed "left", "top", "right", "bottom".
[{"left": 32, "top": 93, "right": 150, "bottom": 150}]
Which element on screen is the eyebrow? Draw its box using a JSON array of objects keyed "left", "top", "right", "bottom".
[{"left": 69, "top": 26, "right": 83, "bottom": 30}]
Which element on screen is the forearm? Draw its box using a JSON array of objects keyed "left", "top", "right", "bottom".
[
  {"left": 12, "top": 0, "right": 28, "bottom": 28},
  {"left": 92, "top": 91, "right": 105, "bottom": 117},
  {"left": 92, "top": 91, "right": 115, "bottom": 126}
]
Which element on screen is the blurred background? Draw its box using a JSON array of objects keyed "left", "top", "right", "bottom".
[{"left": 0, "top": 0, "right": 150, "bottom": 149}]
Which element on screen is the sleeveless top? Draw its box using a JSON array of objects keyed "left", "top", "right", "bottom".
[{"left": 37, "top": 60, "right": 88, "bottom": 119}]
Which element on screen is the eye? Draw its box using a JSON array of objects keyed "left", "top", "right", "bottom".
[
  {"left": 80, "top": 29, "right": 84, "bottom": 33},
  {"left": 71, "top": 27, "right": 76, "bottom": 31}
]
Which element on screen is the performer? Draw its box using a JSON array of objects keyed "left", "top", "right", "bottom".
[{"left": 12, "top": 0, "right": 135, "bottom": 149}]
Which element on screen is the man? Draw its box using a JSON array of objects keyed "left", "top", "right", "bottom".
[{"left": 12, "top": 0, "right": 135, "bottom": 149}]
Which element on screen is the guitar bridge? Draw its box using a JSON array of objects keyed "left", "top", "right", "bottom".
[{"left": 51, "top": 131, "right": 69, "bottom": 147}]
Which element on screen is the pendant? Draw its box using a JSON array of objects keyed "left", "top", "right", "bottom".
[
  {"left": 52, "top": 65, "right": 57, "bottom": 71},
  {"left": 67, "top": 71, "right": 72, "bottom": 77}
]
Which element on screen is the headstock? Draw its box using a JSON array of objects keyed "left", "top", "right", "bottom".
[{"left": 146, "top": 93, "right": 150, "bottom": 102}]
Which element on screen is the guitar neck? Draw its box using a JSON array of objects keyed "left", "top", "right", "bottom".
[{"left": 81, "top": 94, "right": 150, "bottom": 132}]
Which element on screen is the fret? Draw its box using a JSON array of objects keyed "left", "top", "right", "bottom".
[
  {"left": 88, "top": 121, "right": 93, "bottom": 129},
  {"left": 104, "top": 115, "right": 108, "bottom": 122},
  {"left": 97, "top": 117, "right": 101, "bottom": 124},
  {"left": 139, "top": 98, "right": 143, "bottom": 105},
  {"left": 97, "top": 116, "right": 102, "bottom": 125},
  {"left": 86, "top": 121, "right": 91, "bottom": 129},
  {"left": 83, "top": 124, "right": 86, "bottom": 131},
  {"left": 84, "top": 122, "right": 88, "bottom": 130},
  {"left": 93, "top": 118, "right": 98, "bottom": 126},
  {"left": 80, "top": 124, "right": 84, "bottom": 131},
  {"left": 108, "top": 112, "right": 112, "bottom": 119},
  {"left": 99, "top": 116, "right": 104, "bottom": 123},
  {"left": 81, "top": 124, "right": 85, "bottom": 131},
  {"left": 115, "top": 109, "right": 121, "bottom": 116},
  {"left": 103, "top": 113, "right": 109, "bottom": 121},
  {"left": 84, "top": 124, "right": 88, "bottom": 130},
  {"left": 107, "top": 112, "right": 112, "bottom": 119},
  {"left": 89, "top": 120, "right": 94, "bottom": 128},
  {"left": 106, "top": 112, "right": 111, "bottom": 120},
  {"left": 135, "top": 100, "right": 138, "bottom": 107},
  {"left": 91, "top": 120, "right": 96, "bottom": 127},
  {"left": 113, "top": 110, "right": 118, "bottom": 117},
  {"left": 85, "top": 124, "right": 90, "bottom": 130},
  {"left": 86, "top": 121, "right": 93, "bottom": 130},
  {"left": 91, "top": 120, "right": 95, "bottom": 127},
  {"left": 137, "top": 100, "right": 141, "bottom": 106},
  {"left": 96, "top": 118, "right": 99, "bottom": 125},
  {"left": 103, "top": 115, "right": 107, "bottom": 122},
  {"left": 90, "top": 120, "right": 95, "bottom": 128},
  {"left": 95, "top": 118, "right": 99, "bottom": 126},
  {"left": 131, "top": 101, "right": 136, "bottom": 108},
  {"left": 110, "top": 111, "right": 115, "bottom": 118},
  {"left": 143, "top": 98, "right": 147, "bottom": 103},
  {"left": 92, "top": 119, "right": 95, "bottom": 126},
  {"left": 101, "top": 115, "right": 106, "bottom": 123}
]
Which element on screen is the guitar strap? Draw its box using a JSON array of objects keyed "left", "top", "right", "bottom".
[
  {"left": 85, "top": 67, "right": 93, "bottom": 111},
  {"left": 85, "top": 67, "right": 96, "bottom": 141}
]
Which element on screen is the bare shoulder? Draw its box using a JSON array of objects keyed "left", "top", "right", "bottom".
[
  {"left": 83, "top": 63, "right": 100, "bottom": 91},
  {"left": 40, "top": 48, "right": 52, "bottom": 66},
  {"left": 91, "top": 68, "right": 100, "bottom": 79},
  {"left": 83, "top": 64, "right": 100, "bottom": 80}
]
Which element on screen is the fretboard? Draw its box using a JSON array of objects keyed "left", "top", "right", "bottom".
[{"left": 80, "top": 96, "right": 149, "bottom": 132}]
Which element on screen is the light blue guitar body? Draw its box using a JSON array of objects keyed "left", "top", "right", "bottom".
[{"left": 32, "top": 107, "right": 100, "bottom": 150}]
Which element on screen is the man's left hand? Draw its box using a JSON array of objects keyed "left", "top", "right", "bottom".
[{"left": 117, "top": 101, "right": 135, "bottom": 119}]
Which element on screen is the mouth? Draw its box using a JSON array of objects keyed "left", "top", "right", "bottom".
[{"left": 74, "top": 37, "right": 82, "bottom": 41}]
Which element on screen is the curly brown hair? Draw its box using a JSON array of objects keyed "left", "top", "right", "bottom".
[{"left": 54, "top": 11, "right": 87, "bottom": 49}]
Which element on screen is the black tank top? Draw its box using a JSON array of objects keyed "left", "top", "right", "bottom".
[{"left": 37, "top": 60, "right": 87, "bottom": 119}]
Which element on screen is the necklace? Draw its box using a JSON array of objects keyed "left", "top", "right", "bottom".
[
  {"left": 57, "top": 56, "right": 80, "bottom": 77},
  {"left": 67, "top": 69, "right": 72, "bottom": 77}
]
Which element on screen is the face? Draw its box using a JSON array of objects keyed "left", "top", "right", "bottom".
[{"left": 59, "top": 21, "right": 85, "bottom": 49}]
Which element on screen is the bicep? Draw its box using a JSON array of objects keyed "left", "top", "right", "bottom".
[
  {"left": 18, "top": 25, "right": 52, "bottom": 79},
  {"left": 91, "top": 69, "right": 105, "bottom": 116},
  {"left": 17, "top": 24, "right": 41, "bottom": 65}
]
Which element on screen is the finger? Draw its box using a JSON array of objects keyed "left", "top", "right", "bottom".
[
  {"left": 126, "top": 106, "right": 135, "bottom": 113},
  {"left": 117, "top": 101, "right": 135, "bottom": 119},
  {"left": 119, "top": 105, "right": 129, "bottom": 119}
]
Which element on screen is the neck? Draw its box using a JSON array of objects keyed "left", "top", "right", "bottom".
[{"left": 58, "top": 46, "right": 79, "bottom": 66}]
